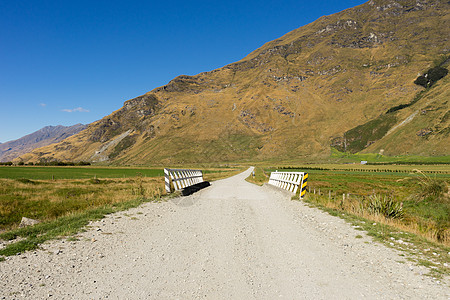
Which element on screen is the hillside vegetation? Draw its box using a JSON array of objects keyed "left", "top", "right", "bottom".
[{"left": 18, "top": 0, "right": 450, "bottom": 164}]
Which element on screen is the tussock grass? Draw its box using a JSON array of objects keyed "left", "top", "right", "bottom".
[
  {"left": 410, "top": 169, "right": 448, "bottom": 200},
  {"left": 303, "top": 177, "right": 449, "bottom": 245},
  {"left": 0, "top": 176, "right": 164, "bottom": 233}
]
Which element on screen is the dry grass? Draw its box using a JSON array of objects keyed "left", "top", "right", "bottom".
[
  {"left": 0, "top": 167, "right": 241, "bottom": 256},
  {"left": 305, "top": 192, "right": 449, "bottom": 246},
  {"left": 0, "top": 177, "right": 165, "bottom": 232},
  {"left": 303, "top": 192, "right": 450, "bottom": 278}
]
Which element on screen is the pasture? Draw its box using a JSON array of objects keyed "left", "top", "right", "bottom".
[{"left": 0, "top": 166, "right": 164, "bottom": 180}]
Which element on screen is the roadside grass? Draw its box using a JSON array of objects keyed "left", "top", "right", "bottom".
[
  {"left": 245, "top": 167, "right": 269, "bottom": 185},
  {"left": 0, "top": 176, "right": 165, "bottom": 232},
  {"left": 259, "top": 165, "right": 449, "bottom": 277},
  {"left": 302, "top": 193, "right": 449, "bottom": 279},
  {"left": 0, "top": 195, "right": 164, "bottom": 257},
  {"left": 298, "top": 169, "right": 449, "bottom": 246},
  {"left": 0, "top": 166, "right": 241, "bottom": 258}
]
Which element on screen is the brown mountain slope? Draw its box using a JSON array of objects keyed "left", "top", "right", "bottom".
[{"left": 19, "top": 0, "right": 450, "bottom": 165}]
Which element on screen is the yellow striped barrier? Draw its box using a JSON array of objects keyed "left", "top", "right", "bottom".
[{"left": 268, "top": 171, "right": 308, "bottom": 199}]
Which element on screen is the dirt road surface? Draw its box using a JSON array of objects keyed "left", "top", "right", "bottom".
[{"left": 1, "top": 167, "right": 448, "bottom": 299}]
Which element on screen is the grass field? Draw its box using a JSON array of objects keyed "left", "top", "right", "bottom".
[
  {"left": 0, "top": 166, "right": 164, "bottom": 180},
  {"left": 264, "top": 163, "right": 450, "bottom": 174},
  {"left": 329, "top": 149, "right": 450, "bottom": 164}
]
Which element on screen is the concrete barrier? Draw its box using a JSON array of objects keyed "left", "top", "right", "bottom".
[
  {"left": 164, "top": 168, "right": 209, "bottom": 195},
  {"left": 268, "top": 171, "right": 308, "bottom": 199}
]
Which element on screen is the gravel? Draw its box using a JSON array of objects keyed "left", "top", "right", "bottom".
[{"left": 0, "top": 167, "right": 448, "bottom": 299}]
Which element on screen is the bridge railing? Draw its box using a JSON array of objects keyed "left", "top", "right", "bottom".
[
  {"left": 268, "top": 171, "right": 308, "bottom": 199},
  {"left": 164, "top": 168, "right": 204, "bottom": 193}
]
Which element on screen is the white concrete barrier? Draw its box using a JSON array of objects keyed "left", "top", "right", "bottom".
[
  {"left": 268, "top": 171, "right": 308, "bottom": 198},
  {"left": 164, "top": 168, "right": 204, "bottom": 193}
]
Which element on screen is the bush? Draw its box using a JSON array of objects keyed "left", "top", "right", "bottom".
[
  {"left": 414, "top": 66, "right": 448, "bottom": 88},
  {"left": 428, "top": 66, "right": 448, "bottom": 83}
]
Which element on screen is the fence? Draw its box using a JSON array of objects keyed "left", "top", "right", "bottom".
[
  {"left": 164, "top": 168, "right": 204, "bottom": 193},
  {"left": 268, "top": 171, "right": 308, "bottom": 199}
]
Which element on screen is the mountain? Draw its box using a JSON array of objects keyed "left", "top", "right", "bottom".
[
  {"left": 0, "top": 124, "right": 87, "bottom": 162},
  {"left": 18, "top": 0, "right": 449, "bottom": 165}
]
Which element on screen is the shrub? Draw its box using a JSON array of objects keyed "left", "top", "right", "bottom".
[
  {"left": 414, "top": 75, "right": 429, "bottom": 88},
  {"left": 414, "top": 66, "right": 448, "bottom": 88},
  {"left": 367, "top": 194, "right": 404, "bottom": 219}
]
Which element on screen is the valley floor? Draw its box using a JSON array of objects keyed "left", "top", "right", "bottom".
[{"left": 0, "top": 168, "right": 448, "bottom": 299}]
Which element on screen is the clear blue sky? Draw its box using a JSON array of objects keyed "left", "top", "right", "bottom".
[{"left": 0, "top": 0, "right": 366, "bottom": 143}]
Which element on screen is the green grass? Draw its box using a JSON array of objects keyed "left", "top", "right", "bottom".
[
  {"left": 336, "top": 114, "right": 398, "bottom": 153},
  {"left": 0, "top": 166, "right": 164, "bottom": 180},
  {"left": 329, "top": 149, "right": 450, "bottom": 164}
]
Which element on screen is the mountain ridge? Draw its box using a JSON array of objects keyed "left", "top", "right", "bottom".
[
  {"left": 18, "top": 0, "right": 450, "bottom": 165},
  {"left": 1, "top": 124, "right": 87, "bottom": 162}
]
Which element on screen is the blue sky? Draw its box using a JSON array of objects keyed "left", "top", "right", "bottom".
[{"left": 0, "top": 0, "right": 366, "bottom": 143}]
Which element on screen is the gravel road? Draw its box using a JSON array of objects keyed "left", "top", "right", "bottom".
[{"left": 1, "top": 167, "right": 448, "bottom": 299}]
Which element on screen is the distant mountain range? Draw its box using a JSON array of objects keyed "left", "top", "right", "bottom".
[
  {"left": 0, "top": 124, "right": 87, "bottom": 162},
  {"left": 18, "top": 0, "right": 449, "bottom": 164}
]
